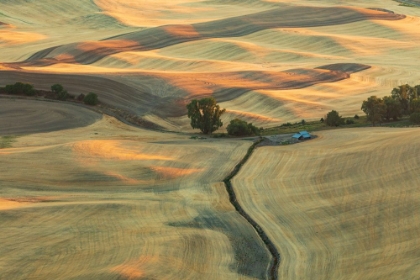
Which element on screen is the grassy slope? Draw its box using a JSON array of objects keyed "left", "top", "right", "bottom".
[{"left": 233, "top": 127, "right": 420, "bottom": 279}]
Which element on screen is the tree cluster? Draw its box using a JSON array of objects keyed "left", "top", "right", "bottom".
[
  {"left": 361, "top": 84, "right": 420, "bottom": 126},
  {"left": 1, "top": 82, "right": 100, "bottom": 106},
  {"left": 226, "top": 118, "right": 259, "bottom": 136},
  {"left": 187, "top": 97, "right": 262, "bottom": 136},
  {"left": 4, "top": 82, "right": 35, "bottom": 96}
]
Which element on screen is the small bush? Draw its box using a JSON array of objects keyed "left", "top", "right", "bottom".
[
  {"left": 51, "top": 84, "right": 64, "bottom": 94},
  {"left": 346, "top": 119, "right": 355, "bottom": 125},
  {"left": 227, "top": 118, "right": 259, "bottom": 136},
  {"left": 325, "top": 110, "right": 344, "bottom": 127},
  {"left": 57, "top": 90, "right": 68, "bottom": 101},
  {"left": 410, "top": 112, "right": 420, "bottom": 124},
  {"left": 354, "top": 114, "right": 359, "bottom": 119},
  {"left": 320, "top": 117, "right": 324, "bottom": 123},
  {"left": 77, "top": 93, "right": 85, "bottom": 101},
  {"left": 212, "top": 133, "right": 227, "bottom": 138},
  {"left": 84, "top": 92, "right": 98, "bottom": 105},
  {"left": 301, "top": 119, "right": 306, "bottom": 125}
]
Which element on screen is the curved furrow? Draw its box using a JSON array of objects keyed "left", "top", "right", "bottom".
[
  {"left": 233, "top": 128, "right": 420, "bottom": 279},
  {"left": 0, "top": 99, "right": 101, "bottom": 135},
  {"left": 21, "top": 6, "right": 404, "bottom": 66},
  {"left": 0, "top": 117, "right": 272, "bottom": 279}
]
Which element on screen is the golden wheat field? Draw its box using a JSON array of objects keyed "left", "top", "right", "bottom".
[
  {"left": 0, "top": 114, "right": 273, "bottom": 279},
  {"left": 1, "top": 0, "right": 420, "bottom": 129},
  {"left": 234, "top": 128, "right": 420, "bottom": 279},
  {"left": 1, "top": 0, "right": 420, "bottom": 279}
]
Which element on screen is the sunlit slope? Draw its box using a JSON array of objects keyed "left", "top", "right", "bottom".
[
  {"left": 233, "top": 128, "right": 420, "bottom": 279},
  {"left": 0, "top": 1, "right": 419, "bottom": 129},
  {"left": 0, "top": 113, "right": 270, "bottom": 279}
]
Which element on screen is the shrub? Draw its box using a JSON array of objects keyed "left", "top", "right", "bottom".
[
  {"left": 77, "top": 93, "right": 85, "bottom": 101},
  {"left": 57, "top": 90, "right": 68, "bottom": 101},
  {"left": 325, "top": 110, "right": 344, "bottom": 126},
  {"left": 301, "top": 119, "right": 306, "bottom": 125},
  {"left": 346, "top": 119, "right": 355, "bottom": 125},
  {"left": 227, "top": 118, "right": 259, "bottom": 136},
  {"left": 410, "top": 112, "right": 420, "bottom": 124},
  {"left": 51, "top": 84, "right": 64, "bottom": 94},
  {"left": 320, "top": 117, "right": 324, "bottom": 123},
  {"left": 354, "top": 114, "right": 359, "bottom": 119},
  {"left": 84, "top": 92, "right": 98, "bottom": 105}
]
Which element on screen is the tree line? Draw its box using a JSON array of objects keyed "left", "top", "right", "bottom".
[
  {"left": 361, "top": 84, "right": 420, "bottom": 125},
  {"left": 0, "top": 82, "right": 99, "bottom": 105},
  {"left": 189, "top": 84, "right": 420, "bottom": 137}
]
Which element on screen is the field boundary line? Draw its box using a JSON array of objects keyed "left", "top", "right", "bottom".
[{"left": 223, "top": 138, "right": 280, "bottom": 280}]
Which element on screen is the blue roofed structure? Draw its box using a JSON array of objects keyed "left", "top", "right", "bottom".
[{"left": 292, "top": 131, "right": 312, "bottom": 140}]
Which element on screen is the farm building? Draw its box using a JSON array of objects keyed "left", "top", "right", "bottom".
[{"left": 292, "top": 131, "right": 312, "bottom": 140}]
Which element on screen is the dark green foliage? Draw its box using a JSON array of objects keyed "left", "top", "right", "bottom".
[
  {"left": 84, "top": 92, "right": 99, "bottom": 105},
  {"left": 361, "top": 96, "right": 385, "bottom": 126},
  {"left": 410, "top": 99, "right": 420, "bottom": 113},
  {"left": 57, "top": 90, "right": 69, "bottom": 101},
  {"left": 227, "top": 118, "right": 259, "bottom": 136},
  {"left": 77, "top": 93, "right": 85, "bottom": 101},
  {"left": 391, "top": 84, "right": 416, "bottom": 114},
  {"left": 5, "top": 82, "right": 35, "bottom": 96},
  {"left": 320, "top": 118, "right": 324, "bottom": 123},
  {"left": 281, "top": 122, "right": 292, "bottom": 127},
  {"left": 301, "top": 119, "right": 306, "bottom": 125},
  {"left": 51, "top": 84, "right": 64, "bottom": 94},
  {"left": 51, "top": 83, "right": 71, "bottom": 100},
  {"left": 382, "top": 96, "right": 402, "bottom": 121},
  {"left": 346, "top": 119, "right": 355, "bottom": 125},
  {"left": 410, "top": 112, "right": 420, "bottom": 124},
  {"left": 354, "top": 114, "right": 359, "bottom": 119},
  {"left": 325, "top": 110, "right": 344, "bottom": 126},
  {"left": 186, "top": 97, "right": 225, "bottom": 134}
]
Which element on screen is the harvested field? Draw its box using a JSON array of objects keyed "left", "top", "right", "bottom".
[
  {"left": 0, "top": 115, "right": 271, "bottom": 279},
  {"left": 0, "top": 99, "right": 101, "bottom": 135},
  {"left": 1, "top": 1, "right": 419, "bottom": 129},
  {"left": 233, "top": 128, "right": 420, "bottom": 279},
  {"left": 1, "top": 1, "right": 420, "bottom": 279}
]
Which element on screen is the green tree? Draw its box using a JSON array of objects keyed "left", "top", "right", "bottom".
[
  {"left": 186, "top": 97, "right": 225, "bottom": 134},
  {"left": 325, "top": 110, "right": 344, "bottom": 126},
  {"left": 410, "top": 99, "right": 420, "bottom": 113},
  {"left": 382, "top": 96, "right": 402, "bottom": 121},
  {"left": 361, "top": 96, "right": 385, "bottom": 126},
  {"left": 51, "top": 84, "right": 64, "bottom": 94},
  {"left": 410, "top": 112, "right": 420, "bottom": 124},
  {"left": 227, "top": 118, "right": 259, "bottom": 136},
  {"left": 84, "top": 92, "right": 98, "bottom": 105},
  {"left": 391, "top": 84, "right": 415, "bottom": 114}
]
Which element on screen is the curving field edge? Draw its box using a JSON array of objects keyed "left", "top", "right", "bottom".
[{"left": 223, "top": 138, "right": 280, "bottom": 280}]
